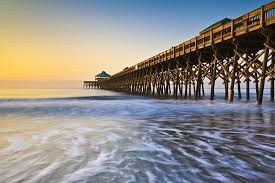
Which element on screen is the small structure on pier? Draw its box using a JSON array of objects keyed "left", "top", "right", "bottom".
[
  {"left": 95, "top": 71, "right": 111, "bottom": 81},
  {"left": 83, "top": 71, "right": 111, "bottom": 89}
]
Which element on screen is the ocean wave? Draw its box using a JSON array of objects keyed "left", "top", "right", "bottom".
[
  {"left": 0, "top": 95, "right": 149, "bottom": 102},
  {"left": 0, "top": 93, "right": 275, "bottom": 182}
]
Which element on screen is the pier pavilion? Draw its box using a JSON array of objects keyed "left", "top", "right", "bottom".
[{"left": 83, "top": 71, "right": 111, "bottom": 89}]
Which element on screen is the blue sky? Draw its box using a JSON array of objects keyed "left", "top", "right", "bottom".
[
  {"left": 0, "top": 0, "right": 272, "bottom": 87},
  {"left": 21, "top": 0, "right": 271, "bottom": 47},
  {"left": 2, "top": 0, "right": 271, "bottom": 46}
]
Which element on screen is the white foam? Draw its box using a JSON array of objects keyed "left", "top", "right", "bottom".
[
  {"left": 0, "top": 137, "right": 26, "bottom": 154},
  {"left": 28, "top": 159, "right": 64, "bottom": 183},
  {"left": 61, "top": 151, "right": 111, "bottom": 183},
  {"left": 146, "top": 170, "right": 156, "bottom": 183}
]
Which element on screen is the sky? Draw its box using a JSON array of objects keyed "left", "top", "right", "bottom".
[{"left": 0, "top": 0, "right": 271, "bottom": 88}]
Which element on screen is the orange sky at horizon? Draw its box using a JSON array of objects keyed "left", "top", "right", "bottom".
[
  {"left": 0, "top": 18, "right": 142, "bottom": 81},
  {"left": 0, "top": 2, "right": 167, "bottom": 83}
]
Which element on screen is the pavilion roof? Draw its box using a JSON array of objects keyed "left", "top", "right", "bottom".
[{"left": 96, "top": 71, "right": 111, "bottom": 77}]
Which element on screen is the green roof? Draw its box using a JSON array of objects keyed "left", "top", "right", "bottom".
[
  {"left": 96, "top": 71, "right": 111, "bottom": 77},
  {"left": 200, "top": 18, "right": 231, "bottom": 34}
]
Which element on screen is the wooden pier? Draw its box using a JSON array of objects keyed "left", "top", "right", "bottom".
[
  {"left": 100, "top": 2, "right": 275, "bottom": 104},
  {"left": 83, "top": 81, "right": 100, "bottom": 89},
  {"left": 83, "top": 71, "right": 111, "bottom": 89}
]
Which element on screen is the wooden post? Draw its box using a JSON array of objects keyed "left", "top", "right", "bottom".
[
  {"left": 189, "top": 80, "right": 192, "bottom": 97},
  {"left": 195, "top": 61, "right": 201, "bottom": 100},
  {"left": 246, "top": 70, "right": 250, "bottom": 100},
  {"left": 153, "top": 69, "right": 157, "bottom": 95},
  {"left": 258, "top": 35, "right": 270, "bottom": 105},
  {"left": 180, "top": 80, "right": 183, "bottom": 97},
  {"left": 201, "top": 82, "right": 205, "bottom": 96},
  {"left": 231, "top": 20, "right": 235, "bottom": 38},
  {"left": 196, "top": 54, "right": 202, "bottom": 99},
  {"left": 165, "top": 78, "right": 169, "bottom": 96},
  {"left": 163, "top": 78, "right": 165, "bottom": 95},
  {"left": 270, "top": 53, "right": 274, "bottom": 102},
  {"left": 145, "top": 79, "right": 148, "bottom": 95},
  {"left": 255, "top": 66, "right": 259, "bottom": 101},
  {"left": 174, "top": 66, "right": 178, "bottom": 97},
  {"left": 224, "top": 61, "right": 229, "bottom": 100},
  {"left": 238, "top": 81, "right": 241, "bottom": 99},
  {"left": 173, "top": 77, "right": 176, "bottom": 96},
  {"left": 193, "top": 81, "right": 196, "bottom": 95},
  {"left": 229, "top": 45, "right": 238, "bottom": 102},
  {"left": 160, "top": 73, "right": 163, "bottom": 96},
  {"left": 174, "top": 82, "right": 177, "bottom": 96},
  {"left": 198, "top": 81, "right": 201, "bottom": 97},
  {"left": 260, "top": 6, "right": 265, "bottom": 28},
  {"left": 184, "top": 70, "right": 188, "bottom": 99},
  {"left": 210, "top": 49, "right": 218, "bottom": 100},
  {"left": 165, "top": 66, "right": 170, "bottom": 96},
  {"left": 148, "top": 71, "right": 151, "bottom": 95},
  {"left": 176, "top": 68, "right": 180, "bottom": 97},
  {"left": 237, "top": 70, "right": 241, "bottom": 99},
  {"left": 158, "top": 68, "right": 161, "bottom": 96},
  {"left": 168, "top": 81, "right": 171, "bottom": 94},
  {"left": 225, "top": 81, "right": 229, "bottom": 100}
]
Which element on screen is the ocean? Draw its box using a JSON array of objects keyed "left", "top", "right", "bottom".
[{"left": 0, "top": 89, "right": 274, "bottom": 183}]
